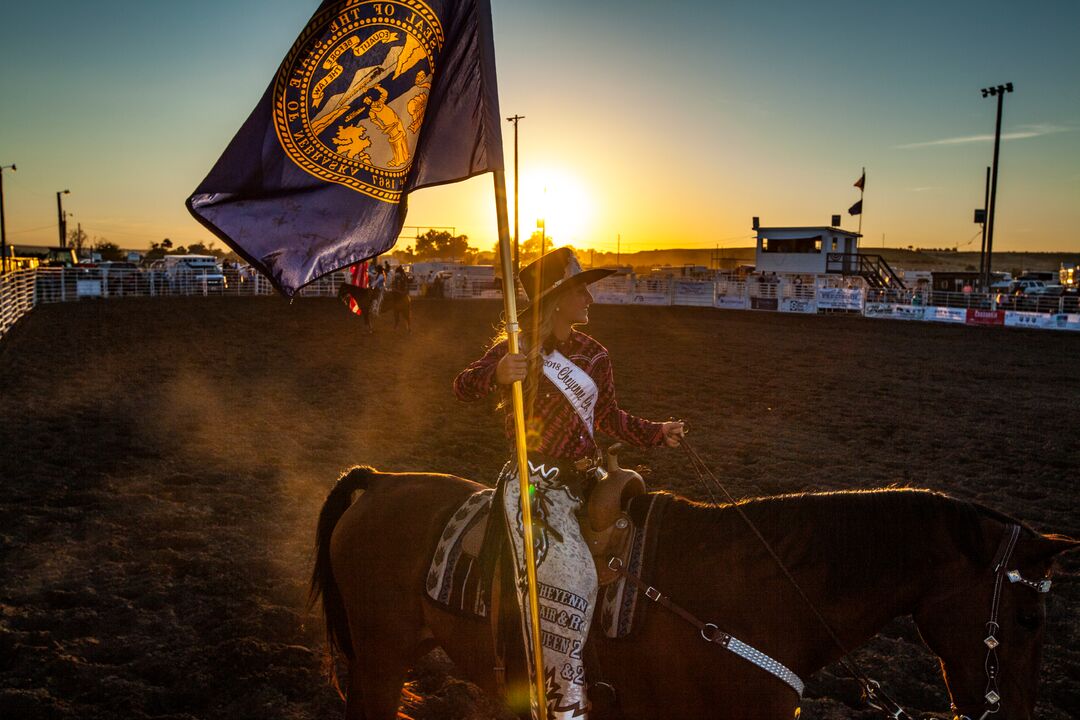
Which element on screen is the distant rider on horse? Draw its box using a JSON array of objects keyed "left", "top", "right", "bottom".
[
  {"left": 391, "top": 265, "right": 409, "bottom": 294},
  {"left": 453, "top": 248, "right": 684, "bottom": 720}
]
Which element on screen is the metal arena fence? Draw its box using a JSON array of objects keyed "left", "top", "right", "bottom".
[
  {"left": 2, "top": 266, "right": 1079, "bottom": 342},
  {"left": 0, "top": 269, "right": 37, "bottom": 338}
]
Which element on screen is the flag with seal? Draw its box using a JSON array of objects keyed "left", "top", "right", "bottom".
[{"left": 186, "top": 0, "right": 504, "bottom": 297}]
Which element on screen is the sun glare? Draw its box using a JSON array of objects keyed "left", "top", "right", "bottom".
[{"left": 516, "top": 168, "right": 593, "bottom": 247}]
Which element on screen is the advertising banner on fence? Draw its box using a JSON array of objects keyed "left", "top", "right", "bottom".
[
  {"left": 966, "top": 309, "right": 1005, "bottom": 326},
  {"left": 715, "top": 293, "right": 747, "bottom": 310},
  {"left": 817, "top": 288, "right": 863, "bottom": 311},
  {"left": 864, "top": 302, "right": 895, "bottom": 318},
  {"left": 894, "top": 305, "right": 926, "bottom": 321},
  {"left": 925, "top": 306, "right": 967, "bottom": 324},
  {"left": 593, "top": 291, "right": 630, "bottom": 305},
  {"left": 77, "top": 280, "right": 102, "bottom": 298},
  {"left": 1004, "top": 311, "right": 1054, "bottom": 330},
  {"left": 673, "top": 280, "right": 714, "bottom": 306},
  {"left": 631, "top": 292, "right": 669, "bottom": 305},
  {"left": 1050, "top": 313, "right": 1080, "bottom": 331},
  {"left": 750, "top": 296, "right": 779, "bottom": 311},
  {"left": 780, "top": 297, "right": 816, "bottom": 314}
]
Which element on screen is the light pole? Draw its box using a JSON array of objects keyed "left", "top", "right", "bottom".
[
  {"left": 507, "top": 114, "right": 524, "bottom": 276},
  {"left": 0, "top": 163, "right": 15, "bottom": 273},
  {"left": 976, "top": 166, "right": 990, "bottom": 287},
  {"left": 980, "top": 82, "right": 1013, "bottom": 289},
  {"left": 56, "top": 189, "right": 70, "bottom": 247}
]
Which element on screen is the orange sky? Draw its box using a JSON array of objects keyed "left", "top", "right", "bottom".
[{"left": 2, "top": 1, "right": 1078, "bottom": 255}]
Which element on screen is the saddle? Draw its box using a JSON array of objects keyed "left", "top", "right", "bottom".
[
  {"left": 578, "top": 444, "right": 647, "bottom": 586},
  {"left": 424, "top": 446, "right": 671, "bottom": 639}
]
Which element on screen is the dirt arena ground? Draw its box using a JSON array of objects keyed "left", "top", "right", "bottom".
[{"left": 1, "top": 297, "right": 1077, "bottom": 719}]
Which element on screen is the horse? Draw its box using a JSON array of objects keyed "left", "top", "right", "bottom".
[
  {"left": 310, "top": 467, "right": 1077, "bottom": 720},
  {"left": 337, "top": 285, "right": 412, "bottom": 333}
]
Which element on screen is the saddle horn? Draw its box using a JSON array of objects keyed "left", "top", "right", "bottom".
[
  {"left": 589, "top": 444, "right": 645, "bottom": 533},
  {"left": 606, "top": 443, "right": 626, "bottom": 474}
]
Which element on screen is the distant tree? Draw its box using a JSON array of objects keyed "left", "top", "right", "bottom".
[
  {"left": 67, "top": 226, "right": 89, "bottom": 258},
  {"left": 521, "top": 230, "right": 566, "bottom": 265},
  {"left": 93, "top": 240, "right": 124, "bottom": 262},
  {"left": 186, "top": 241, "right": 227, "bottom": 258},
  {"left": 145, "top": 238, "right": 175, "bottom": 261},
  {"left": 392, "top": 245, "right": 416, "bottom": 263},
  {"left": 413, "top": 230, "right": 475, "bottom": 262},
  {"left": 492, "top": 233, "right": 572, "bottom": 276}
]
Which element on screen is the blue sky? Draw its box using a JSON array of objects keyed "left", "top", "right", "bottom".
[{"left": 1, "top": 0, "right": 1078, "bottom": 254}]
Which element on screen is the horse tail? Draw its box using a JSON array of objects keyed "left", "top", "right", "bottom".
[{"left": 310, "top": 465, "right": 375, "bottom": 663}]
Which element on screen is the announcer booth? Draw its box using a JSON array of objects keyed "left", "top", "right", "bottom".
[{"left": 752, "top": 221, "right": 861, "bottom": 276}]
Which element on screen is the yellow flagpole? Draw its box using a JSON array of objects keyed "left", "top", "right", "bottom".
[{"left": 492, "top": 168, "right": 549, "bottom": 719}]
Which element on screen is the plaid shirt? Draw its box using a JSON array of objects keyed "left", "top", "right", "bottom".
[{"left": 453, "top": 330, "right": 665, "bottom": 461}]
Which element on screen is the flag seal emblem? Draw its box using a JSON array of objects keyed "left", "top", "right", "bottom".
[{"left": 273, "top": 0, "right": 444, "bottom": 203}]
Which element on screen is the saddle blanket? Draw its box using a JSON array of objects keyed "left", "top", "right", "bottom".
[
  {"left": 424, "top": 487, "right": 669, "bottom": 639},
  {"left": 425, "top": 488, "right": 494, "bottom": 618}
]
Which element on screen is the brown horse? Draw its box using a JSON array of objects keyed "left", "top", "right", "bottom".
[
  {"left": 311, "top": 467, "right": 1077, "bottom": 720},
  {"left": 338, "top": 285, "right": 412, "bottom": 333}
]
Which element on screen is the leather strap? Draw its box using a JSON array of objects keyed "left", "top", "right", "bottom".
[
  {"left": 607, "top": 557, "right": 804, "bottom": 698},
  {"left": 490, "top": 559, "right": 508, "bottom": 696}
]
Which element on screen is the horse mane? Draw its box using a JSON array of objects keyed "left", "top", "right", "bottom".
[{"left": 655, "top": 486, "right": 1034, "bottom": 570}]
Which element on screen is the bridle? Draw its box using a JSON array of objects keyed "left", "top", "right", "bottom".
[{"left": 952, "top": 523, "right": 1053, "bottom": 720}]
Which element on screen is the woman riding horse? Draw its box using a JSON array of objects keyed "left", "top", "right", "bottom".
[{"left": 453, "top": 248, "right": 684, "bottom": 719}]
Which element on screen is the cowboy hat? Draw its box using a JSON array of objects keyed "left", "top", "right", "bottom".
[{"left": 518, "top": 247, "right": 614, "bottom": 317}]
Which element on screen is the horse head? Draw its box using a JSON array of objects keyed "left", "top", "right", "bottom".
[{"left": 913, "top": 520, "right": 1078, "bottom": 720}]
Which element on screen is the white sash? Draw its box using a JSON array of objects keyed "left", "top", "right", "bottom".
[{"left": 542, "top": 350, "right": 598, "bottom": 438}]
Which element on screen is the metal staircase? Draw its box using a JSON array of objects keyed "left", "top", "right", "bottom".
[{"left": 825, "top": 253, "right": 905, "bottom": 289}]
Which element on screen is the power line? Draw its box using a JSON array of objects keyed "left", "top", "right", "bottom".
[{"left": 6, "top": 224, "right": 59, "bottom": 235}]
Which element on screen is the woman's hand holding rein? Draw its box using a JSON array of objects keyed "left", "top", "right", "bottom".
[{"left": 661, "top": 421, "right": 685, "bottom": 447}]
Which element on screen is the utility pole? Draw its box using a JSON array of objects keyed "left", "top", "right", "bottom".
[
  {"left": 56, "top": 189, "right": 70, "bottom": 247},
  {"left": 980, "top": 82, "right": 1013, "bottom": 288},
  {"left": 0, "top": 163, "right": 14, "bottom": 273},
  {"left": 617, "top": 233, "right": 621, "bottom": 266},
  {"left": 977, "top": 165, "right": 990, "bottom": 287},
  {"left": 506, "top": 114, "right": 525, "bottom": 276}
]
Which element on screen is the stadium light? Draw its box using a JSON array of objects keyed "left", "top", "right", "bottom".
[
  {"left": 980, "top": 82, "right": 1013, "bottom": 289},
  {"left": 56, "top": 189, "right": 70, "bottom": 248},
  {"left": 1, "top": 163, "right": 15, "bottom": 273}
]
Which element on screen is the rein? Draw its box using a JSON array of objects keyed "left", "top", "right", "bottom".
[{"left": 675, "top": 433, "right": 1053, "bottom": 720}]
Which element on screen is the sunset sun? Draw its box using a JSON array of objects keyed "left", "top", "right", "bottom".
[{"left": 516, "top": 168, "right": 593, "bottom": 247}]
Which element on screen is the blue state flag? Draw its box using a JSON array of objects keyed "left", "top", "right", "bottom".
[{"left": 187, "top": 0, "right": 504, "bottom": 296}]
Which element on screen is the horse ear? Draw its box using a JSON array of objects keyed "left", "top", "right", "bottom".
[{"left": 1033, "top": 533, "right": 1080, "bottom": 560}]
